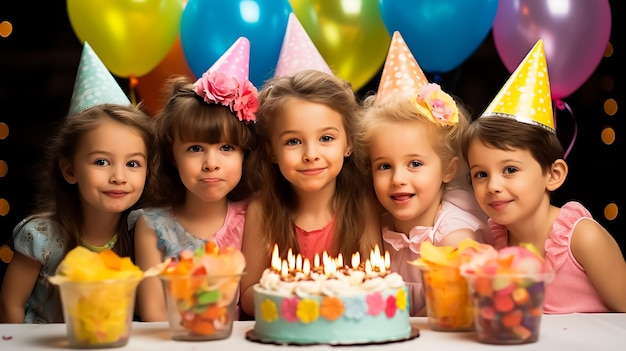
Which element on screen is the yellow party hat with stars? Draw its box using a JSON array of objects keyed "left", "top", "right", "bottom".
[{"left": 481, "top": 39, "right": 554, "bottom": 132}]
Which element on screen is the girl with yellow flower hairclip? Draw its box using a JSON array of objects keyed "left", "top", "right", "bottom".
[{"left": 354, "top": 31, "right": 492, "bottom": 317}]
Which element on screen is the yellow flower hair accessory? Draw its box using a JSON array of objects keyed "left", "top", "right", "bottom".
[{"left": 412, "top": 83, "right": 459, "bottom": 126}]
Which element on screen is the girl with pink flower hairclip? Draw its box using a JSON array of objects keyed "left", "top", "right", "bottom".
[
  {"left": 133, "top": 38, "right": 258, "bottom": 322},
  {"left": 353, "top": 32, "right": 492, "bottom": 317}
]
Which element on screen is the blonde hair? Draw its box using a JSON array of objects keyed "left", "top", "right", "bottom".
[{"left": 355, "top": 94, "right": 471, "bottom": 186}]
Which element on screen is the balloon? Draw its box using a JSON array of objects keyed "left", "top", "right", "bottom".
[
  {"left": 136, "top": 36, "right": 196, "bottom": 117},
  {"left": 181, "top": 0, "right": 291, "bottom": 88},
  {"left": 493, "top": 0, "right": 611, "bottom": 100},
  {"left": 67, "top": 0, "right": 183, "bottom": 78},
  {"left": 289, "top": 0, "right": 391, "bottom": 91},
  {"left": 379, "top": 0, "right": 497, "bottom": 74}
]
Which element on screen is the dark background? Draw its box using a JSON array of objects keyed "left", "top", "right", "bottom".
[{"left": 1, "top": 1, "right": 623, "bottom": 267}]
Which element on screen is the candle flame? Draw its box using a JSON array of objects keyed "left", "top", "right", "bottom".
[{"left": 271, "top": 244, "right": 280, "bottom": 271}]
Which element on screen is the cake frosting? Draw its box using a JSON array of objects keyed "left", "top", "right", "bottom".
[{"left": 252, "top": 246, "right": 411, "bottom": 345}]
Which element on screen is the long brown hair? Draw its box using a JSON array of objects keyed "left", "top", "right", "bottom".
[
  {"left": 150, "top": 76, "right": 257, "bottom": 207},
  {"left": 249, "top": 70, "right": 374, "bottom": 258},
  {"left": 24, "top": 104, "right": 156, "bottom": 259}
]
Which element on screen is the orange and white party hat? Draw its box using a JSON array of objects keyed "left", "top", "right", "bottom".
[
  {"left": 376, "top": 31, "right": 429, "bottom": 105},
  {"left": 69, "top": 42, "right": 130, "bottom": 116},
  {"left": 274, "top": 12, "right": 333, "bottom": 77},
  {"left": 481, "top": 39, "right": 554, "bottom": 132}
]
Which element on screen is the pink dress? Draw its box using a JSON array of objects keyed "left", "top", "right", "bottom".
[
  {"left": 295, "top": 216, "right": 336, "bottom": 260},
  {"left": 489, "top": 201, "right": 611, "bottom": 313},
  {"left": 382, "top": 189, "right": 490, "bottom": 316}
]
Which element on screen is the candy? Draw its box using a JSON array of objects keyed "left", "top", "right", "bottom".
[
  {"left": 159, "top": 241, "right": 246, "bottom": 341},
  {"left": 48, "top": 247, "right": 143, "bottom": 348},
  {"left": 409, "top": 239, "right": 494, "bottom": 331},
  {"left": 460, "top": 243, "right": 554, "bottom": 345}
]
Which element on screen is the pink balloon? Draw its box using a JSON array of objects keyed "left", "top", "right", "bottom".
[{"left": 493, "top": 0, "right": 611, "bottom": 100}]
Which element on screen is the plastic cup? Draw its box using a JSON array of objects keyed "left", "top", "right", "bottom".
[
  {"left": 57, "top": 277, "right": 141, "bottom": 349},
  {"left": 462, "top": 270, "right": 554, "bottom": 344},
  {"left": 419, "top": 265, "right": 474, "bottom": 331},
  {"left": 160, "top": 273, "right": 242, "bottom": 341}
]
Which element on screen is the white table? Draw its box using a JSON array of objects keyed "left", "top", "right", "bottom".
[{"left": 1, "top": 314, "right": 624, "bottom": 350}]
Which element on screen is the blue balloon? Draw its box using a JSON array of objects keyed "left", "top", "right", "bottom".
[
  {"left": 181, "top": 0, "right": 291, "bottom": 87},
  {"left": 379, "top": 0, "right": 497, "bottom": 74}
]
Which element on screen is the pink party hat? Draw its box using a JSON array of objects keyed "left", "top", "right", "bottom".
[
  {"left": 204, "top": 36, "right": 251, "bottom": 86},
  {"left": 376, "top": 31, "right": 429, "bottom": 105},
  {"left": 274, "top": 12, "right": 333, "bottom": 77},
  {"left": 194, "top": 37, "right": 258, "bottom": 123}
]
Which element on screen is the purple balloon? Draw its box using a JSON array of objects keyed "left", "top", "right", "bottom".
[{"left": 493, "top": 0, "right": 611, "bottom": 100}]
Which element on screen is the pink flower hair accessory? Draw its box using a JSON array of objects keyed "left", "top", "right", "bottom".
[
  {"left": 192, "top": 37, "right": 258, "bottom": 123},
  {"left": 412, "top": 83, "right": 459, "bottom": 126}
]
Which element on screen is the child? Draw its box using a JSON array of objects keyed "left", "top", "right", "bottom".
[
  {"left": 133, "top": 37, "right": 258, "bottom": 322},
  {"left": 461, "top": 40, "right": 626, "bottom": 313},
  {"left": 0, "top": 42, "right": 155, "bottom": 323},
  {"left": 355, "top": 32, "right": 490, "bottom": 316},
  {"left": 238, "top": 69, "right": 383, "bottom": 317}
]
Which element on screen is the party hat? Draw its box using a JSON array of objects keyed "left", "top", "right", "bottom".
[
  {"left": 194, "top": 37, "right": 258, "bottom": 123},
  {"left": 274, "top": 12, "right": 333, "bottom": 77},
  {"left": 481, "top": 39, "right": 554, "bottom": 132},
  {"left": 68, "top": 42, "right": 130, "bottom": 116},
  {"left": 202, "top": 36, "right": 251, "bottom": 85},
  {"left": 376, "top": 31, "right": 429, "bottom": 104}
]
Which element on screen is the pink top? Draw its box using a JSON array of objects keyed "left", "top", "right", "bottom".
[
  {"left": 382, "top": 189, "right": 490, "bottom": 316},
  {"left": 489, "top": 201, "right": 611, "bottom": 313},
  {"left": 295, "top": 216, "right": 336, "bottom": 260}
]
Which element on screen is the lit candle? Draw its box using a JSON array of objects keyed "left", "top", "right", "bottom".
[
  {"left": 271, "top": 244, "right": 280, "bottom": 271},
  {"left": 303, "top": 259, "right": 311, "bottom": 276},
  {"left": 352, "top": 252, "right": 360, "bottom": 269},
  {"left": 337, "top": 253, "right": 343, "bottom": 267},
  {"left": 281, "top": 260, "right": 288, "bottom": 277},
  {"left": 296, "top": 254, "right": 302, "bottom": 271},
  {"left": 314, "top": 253, "right": 320, "bottom": 268}
]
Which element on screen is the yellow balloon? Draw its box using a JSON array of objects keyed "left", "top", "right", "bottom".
[
  {"left": 67, "top": 0, "right": 183, "bottom": 78},
  {"left": 290, "top": 0, "right": 390, "bottom": 91}
]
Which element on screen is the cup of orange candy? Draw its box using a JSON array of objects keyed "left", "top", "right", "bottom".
[
  {"left": 159, "top": 241, "right": 246, "bottom": 341},
  {"left": 48, "top": 246, "right": 144, "bottom": 348},
  {"left": 460, "top": 244, "right": 554, "bottom": 344},
  {"left": 409, "top": 239, "right": 491, "bottom": 331}
]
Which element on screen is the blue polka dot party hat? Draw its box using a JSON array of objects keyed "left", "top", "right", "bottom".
[{"left": 68, "top": 42, "right": 130, "bottom": 116}]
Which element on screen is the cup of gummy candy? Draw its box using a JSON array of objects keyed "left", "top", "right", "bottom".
[
  {"left": 460, "top": 244, "right": 554, "bottom": 344},
  {"left": 159, "top": 242, "right": 246, "bottom": 341}
]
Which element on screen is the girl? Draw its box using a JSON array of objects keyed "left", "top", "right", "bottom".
[
  {"left": 239, "top": 70, "right": 383, "bottom": 317},
  {"left": 461, "top": 39, "right": 626, "bottom": 313},
  {"left": 0, "top": 104, "right": 156, "bottom": 323},
  {"left": 357, "top": 88, "right": 490, "bottom": 316},
  {"left": 355, "top": 32, "right": 489, "bottom": 316},
  {"left": 133, "top": 42, "right": 258, "bottom": 321}
]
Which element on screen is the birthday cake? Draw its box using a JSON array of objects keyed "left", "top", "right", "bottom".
[{"left": 250, "top": 246, "right": 412, "bottom": 345}]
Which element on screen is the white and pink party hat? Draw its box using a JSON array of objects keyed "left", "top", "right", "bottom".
[
  {"left": 193, "top": 37, "right": 258, "bottom": 123},
  {"left": 274, "top": 12, "right": 333, "bottom": 77},
  {"left": 202, "top": 36, "right": 251, "bottom": 85}
]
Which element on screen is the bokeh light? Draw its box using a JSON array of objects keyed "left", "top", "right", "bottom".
[
  {"left": 601, "top": 127, "right": 615, "bottom": 145},
  {"left": 0, "top": 20, "right": 12, "bottom": 38},
  {"left": 604, "top": 203, "right": 618, "bottom": 221}
]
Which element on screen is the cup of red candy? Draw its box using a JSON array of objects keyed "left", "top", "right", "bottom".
[{"left": 460, "top": 244, "right": 554, "bottom": 344}]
